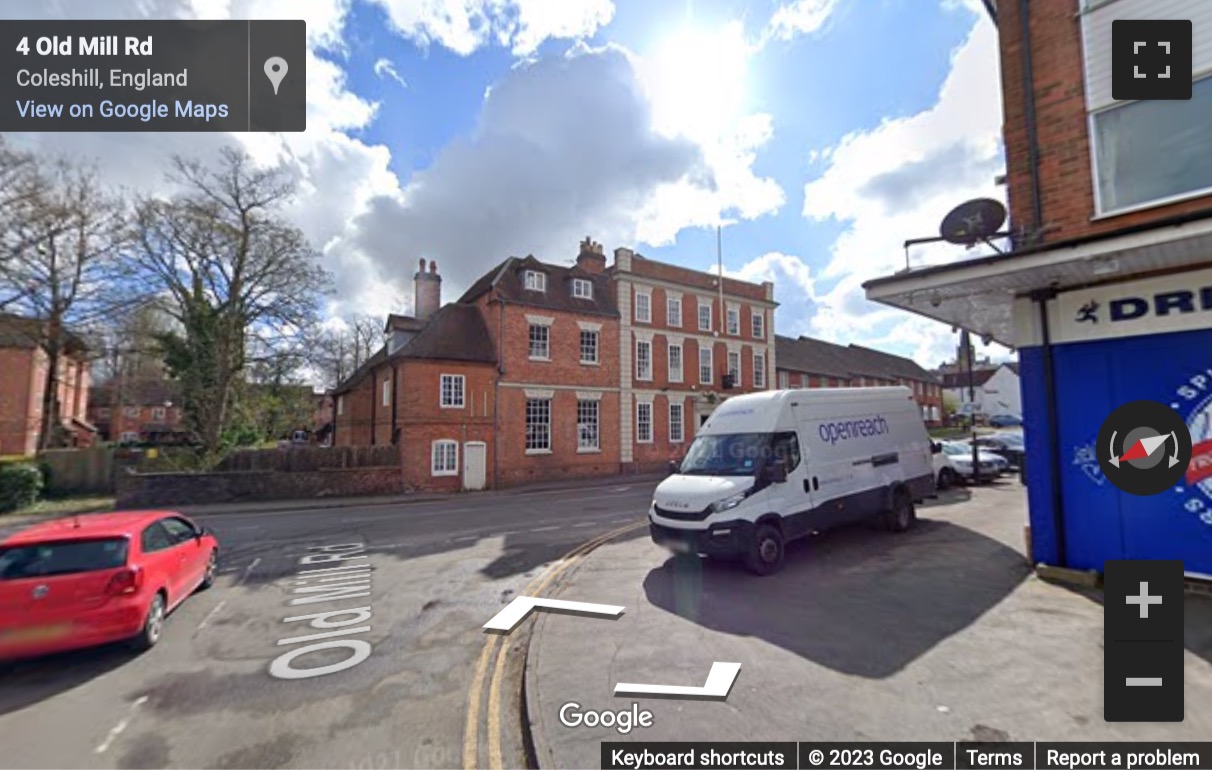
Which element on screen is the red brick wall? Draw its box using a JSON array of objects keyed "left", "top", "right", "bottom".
[
  {"left": 630, "top": 394, "right": 692, "bottom": 471},
  {"left": 397, "top": 359, "right": 496, "bottom": 492},
  {"left": 0, "top": 347, "right": 36, "bottom": 455},
  {"left": 334, "top": 374, "right": 377, "bottom": 447},
  {"left": 628, "top": 254, "right": 768, "bottom": 302},
  {"left": 484, "top": 299, "right": 619, "bottom": 391},
  {"left": 999, "top": 0, "right": 1212, "bottom": 244},
  {"left": 496, "top": 387, "right": 622, "bottom": 486}
]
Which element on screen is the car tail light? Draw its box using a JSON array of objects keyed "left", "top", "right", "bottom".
[{"left": 105, "top": 567, "right": 143, "bottom": 596}]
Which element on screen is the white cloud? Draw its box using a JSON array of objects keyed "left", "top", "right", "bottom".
[
  {"left": 782, "top": 8, "right": 1008, "bottom": 366},
  {"left": 373, "top": 57, "right": 409, "bottom": 87},
  {"left": 764, "top": 0, "right": 840, "bottom": 43},
  {"left": 368, "top": 0, "right": 614, "bottom": 57},
  {"left": 3, "top": 0, "right": 405, "bottom": 323}
]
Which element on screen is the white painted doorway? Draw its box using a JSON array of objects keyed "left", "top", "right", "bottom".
[{"left": 463, "top": 441, "right": 487, "bottom": 491}]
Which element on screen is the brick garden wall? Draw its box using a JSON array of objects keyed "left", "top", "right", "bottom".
[{"left": 116, "top": 466, "right": 403, "bottom": 508}]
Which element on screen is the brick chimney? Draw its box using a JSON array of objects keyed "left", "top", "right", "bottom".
[
  {"left": 576, "top": 236, "right": 606, "bottom": 273},
  {"left": 414, "top": 258, "right": 441, "bottom": 321}
]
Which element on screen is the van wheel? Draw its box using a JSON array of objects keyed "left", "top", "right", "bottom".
[
  {"left": 743, "top": 524, "right": 784, "bottom": 576},
  {"left": 937, "top": 468, "right": 956, "bottom": 490},
  {"left": 887, "top": 491, "right": 916, "bottom": 533}
]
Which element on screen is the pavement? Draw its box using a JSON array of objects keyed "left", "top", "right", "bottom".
[
  {"left": 525, "top": 482, "right": 1212, "bottom": 768},
  {"left": 0, "top": 476, "right": 661, "bottom": 769}
]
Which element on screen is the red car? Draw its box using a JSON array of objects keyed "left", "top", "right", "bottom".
[{"left": 0, "top": 511, "right": 219, "bottom": 661}]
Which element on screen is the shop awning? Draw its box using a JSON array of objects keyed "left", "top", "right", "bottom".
[{"left": 863, "top": 215, "right": 1212, "bottom": 348}]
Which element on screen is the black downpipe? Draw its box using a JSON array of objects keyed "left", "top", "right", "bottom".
[
  {"left": 1033, "top": 288, "right": 1067, "bottom": 567},
  {"left": 494, "top": 293, "right": 505, "bottom": 490},
  {"left": 1018, "top": 0, "right": 1044, "bottom": 246}
]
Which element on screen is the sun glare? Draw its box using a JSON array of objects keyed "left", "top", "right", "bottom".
[{"left": 641, "top": 23, "right": 753, "bottom": 144}]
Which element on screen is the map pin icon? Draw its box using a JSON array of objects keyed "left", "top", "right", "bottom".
[{"left": 264, "top": 57, "right": 288, "bottom": 95}]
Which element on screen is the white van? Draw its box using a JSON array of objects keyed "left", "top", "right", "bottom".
[{"left": 649, "top": 387, "right": 936, "bottom": 575}]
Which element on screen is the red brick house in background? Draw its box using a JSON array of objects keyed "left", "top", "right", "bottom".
[
  {"left": 609, "top": 247, "right": 777, "bottom": 472},
  {"left": 775, "top": 336, "right": 945, "bottom": 425},
  {"left": 88, "top": 378, "right": 188, "bottom": 444},
  {"left": 0, "top": 314, "right": 95, "bottom": 455}
]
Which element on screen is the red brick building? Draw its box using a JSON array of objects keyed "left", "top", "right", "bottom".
[
  {"left": 89, "top": 378, "right": 187, "bottom": 444},
  {"left": 608, "top": 247, "right": 778, "bottom": 472},
  {"left": 0, "top": 314, "right": 95, "bottom": 455},
  {"left": 333, "top": 240, "right": 780, "bottom": 489},
  {"left": 775, "top": 335, "right": 944, "bottom": 425}
]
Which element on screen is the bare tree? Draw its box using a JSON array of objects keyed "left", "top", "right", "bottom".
[
  {"left": 0, "top": 151, "right": 134, "bottom": 449},
  {"left": 307, "top": 313, "right": 385, "bottom": 391},
  {"left": 132, "top": 147, "right": 331, "bottom": 454}
]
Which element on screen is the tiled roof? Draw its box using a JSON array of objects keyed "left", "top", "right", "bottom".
[
  {"left": 775, "top": 335, "right": 940, "bottom": 384},
  {"left": 459, "top": 255, "right": 618, "bottom": 318},
  {"left": 396, "top": 303, "right": 496, "bottom": 363},
  {"left": 333, "top": 303, "right": 497, "bottom": 394},
  {"left": 384, "top": 314, "right": 425, "bottom": 333},
  {"left": 0, "top": 313, "right": 88, "bottom": 353}
]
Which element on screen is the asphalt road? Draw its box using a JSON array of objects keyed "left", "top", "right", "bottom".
[{"left": 0, "top": 480, "right": 659, "bottom": 770}]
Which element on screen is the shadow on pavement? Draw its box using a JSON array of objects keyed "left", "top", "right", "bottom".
[
  {"left": 643, "top": 516, "right": 1030, "bottom": 679},
  {"left": 0, "top": 642, "right": 138, "bottom": 716}
]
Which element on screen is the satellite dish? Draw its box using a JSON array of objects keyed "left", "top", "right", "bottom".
[{"left": 939, "top": 198, "right": 1007, "bottom": 246}]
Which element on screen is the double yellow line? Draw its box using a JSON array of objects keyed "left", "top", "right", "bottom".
[{"left": 462, "top": 520, "right": 646, "bottom": 770}]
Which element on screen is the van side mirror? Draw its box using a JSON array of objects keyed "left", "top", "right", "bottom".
[
  {"left": 667, "top": 460, "right": 680, "bottom": 475},
  {"left": 931, "top": 442, "right": 942, "bottom": 454}
]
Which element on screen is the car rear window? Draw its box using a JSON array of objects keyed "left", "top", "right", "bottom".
[{"left": 0, "top": 538, "right": 129, "bottom": 580}]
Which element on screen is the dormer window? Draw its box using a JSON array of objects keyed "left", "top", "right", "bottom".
[
  {"left": 524, "top": 270, "right": 546, "bottom": 292},
  {"left": 572, "top": 278, "right": 593, "bottom": 299}
]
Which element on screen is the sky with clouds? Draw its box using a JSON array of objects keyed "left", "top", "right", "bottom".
[{"left": 3, "top": 0, "right": 1008, "bottom": 370}]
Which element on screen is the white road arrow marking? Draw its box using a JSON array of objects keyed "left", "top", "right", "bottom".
[
  {"left": 613, "top": 662, "right": 742, "bottom": 700},
  {"left": 482, "top": 596, "right": 624, "bottom": 633}
]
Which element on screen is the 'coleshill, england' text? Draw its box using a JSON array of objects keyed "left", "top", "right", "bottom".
[
  {"left": 15, "top": 99, "right": 227, "bottom": 122},
  {"left": 269, "top": 543, "right": 377, "bottom": 680},
  {"left": 17, "top": 68, "right": 188, "bottom": 89}
]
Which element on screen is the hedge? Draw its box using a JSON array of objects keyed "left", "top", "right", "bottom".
[{"left": 0, "top": 462, "right": 43, "bottom": 513}]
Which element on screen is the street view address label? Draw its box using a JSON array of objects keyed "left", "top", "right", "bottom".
[{"left": 0, "top": 20, "right": 305, "bottom": 131}]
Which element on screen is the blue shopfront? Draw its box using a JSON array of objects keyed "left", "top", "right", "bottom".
[
  {"left": 1017, "top": 270, "right": 1212, "bottom": 579},
  {"left": 864, "top": 227, "right": 1212, "bottom": 581}
]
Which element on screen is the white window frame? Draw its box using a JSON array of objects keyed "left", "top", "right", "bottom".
[
  {"left": 667, "top": 296, "right": 682, "bottom": 327},
  {"left": 778, "top": 370, "right": 790, "bottom": 389},
  {"left": 577, "top": 399, "right": 600, "bottom": 452},
  {"left": 697, "top": 302, "right": 712, "bottom": 331},
  {"left": 636, "top": 401, "right": 653, "bottom": 443},
  {"left": 635, "top": 339, "right": 653, "bottom": 381},
  {"left": 754, "top": 351, "right": 766, "bottom": 388},
  {"left": 151, "top": 407, "right": 166, "bottom": 421},
  {"left": 634, "top": 290, "right": 652, "bottom": 323},
  {"left": 524, "top": 270, "right": 546, "bottom": 292},
  {"left": 699, "top": 345, "right": 713, "bottom": 385},
  {"left": 124, "top": 406, "right": 140, "bottom": 418},
  {"left": 431, "top": 440, "right": 458, "bottom": 476},
  {"left": 528, "top": 323, "right": 551, "bottom": 360},
  {"left": 440, "top": 374, "right": 465, "bottom": 408},
  {"left": 579, "top": 329, "right": 599, "bottom": 364},
  {"left": 572, "top": 278, "right": 593, "bottom": 299},
  {"left": 669, "top": 402, "right": 684, "bottom": 443},
  {"left": 525, "top": 398, "right": 552, "bottom": 453},
  {"left": 337, "top": 395, "right": 344, "bottom": 416},
  {"left": 727, "top": 350, "right": 740, "bottom": 384},
  {"left": 382, "top": 378, "right": 392, "bottom": 406},
  {"left": 726, "top": 305, "right": 740, "bottom": 335},
  {"left": 1090, "top": 71, "right": 1212, "bottom": 217},
  {"left": 120, "top": 431, "right": 139, "bottom": 443},
  {"left": 751, "top": 310, "right": 764, "bottom": 338},
  {"left": 667, "top": 343, "right": 683, "bottom": 383}
]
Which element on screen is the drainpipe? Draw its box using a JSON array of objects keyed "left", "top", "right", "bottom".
[
  {"left": 1018, "top": 0, "right": 1044, "bottom": 247},
  {"left": 1031, "top": 287, "right": 1066, "bottom": 567},
  {"left": 390, "top": 363, "right": 399, "bottom": 445},
  {"left": 494, "top": 292, "right": 505, "bottom": 489},
  {"left": 370, "top": 373, "right": 377, "bottom": 446}
]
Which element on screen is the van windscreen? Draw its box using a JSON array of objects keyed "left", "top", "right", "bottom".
[{"left": 679, "top": 433, "right": 774, "bottom": 476}]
